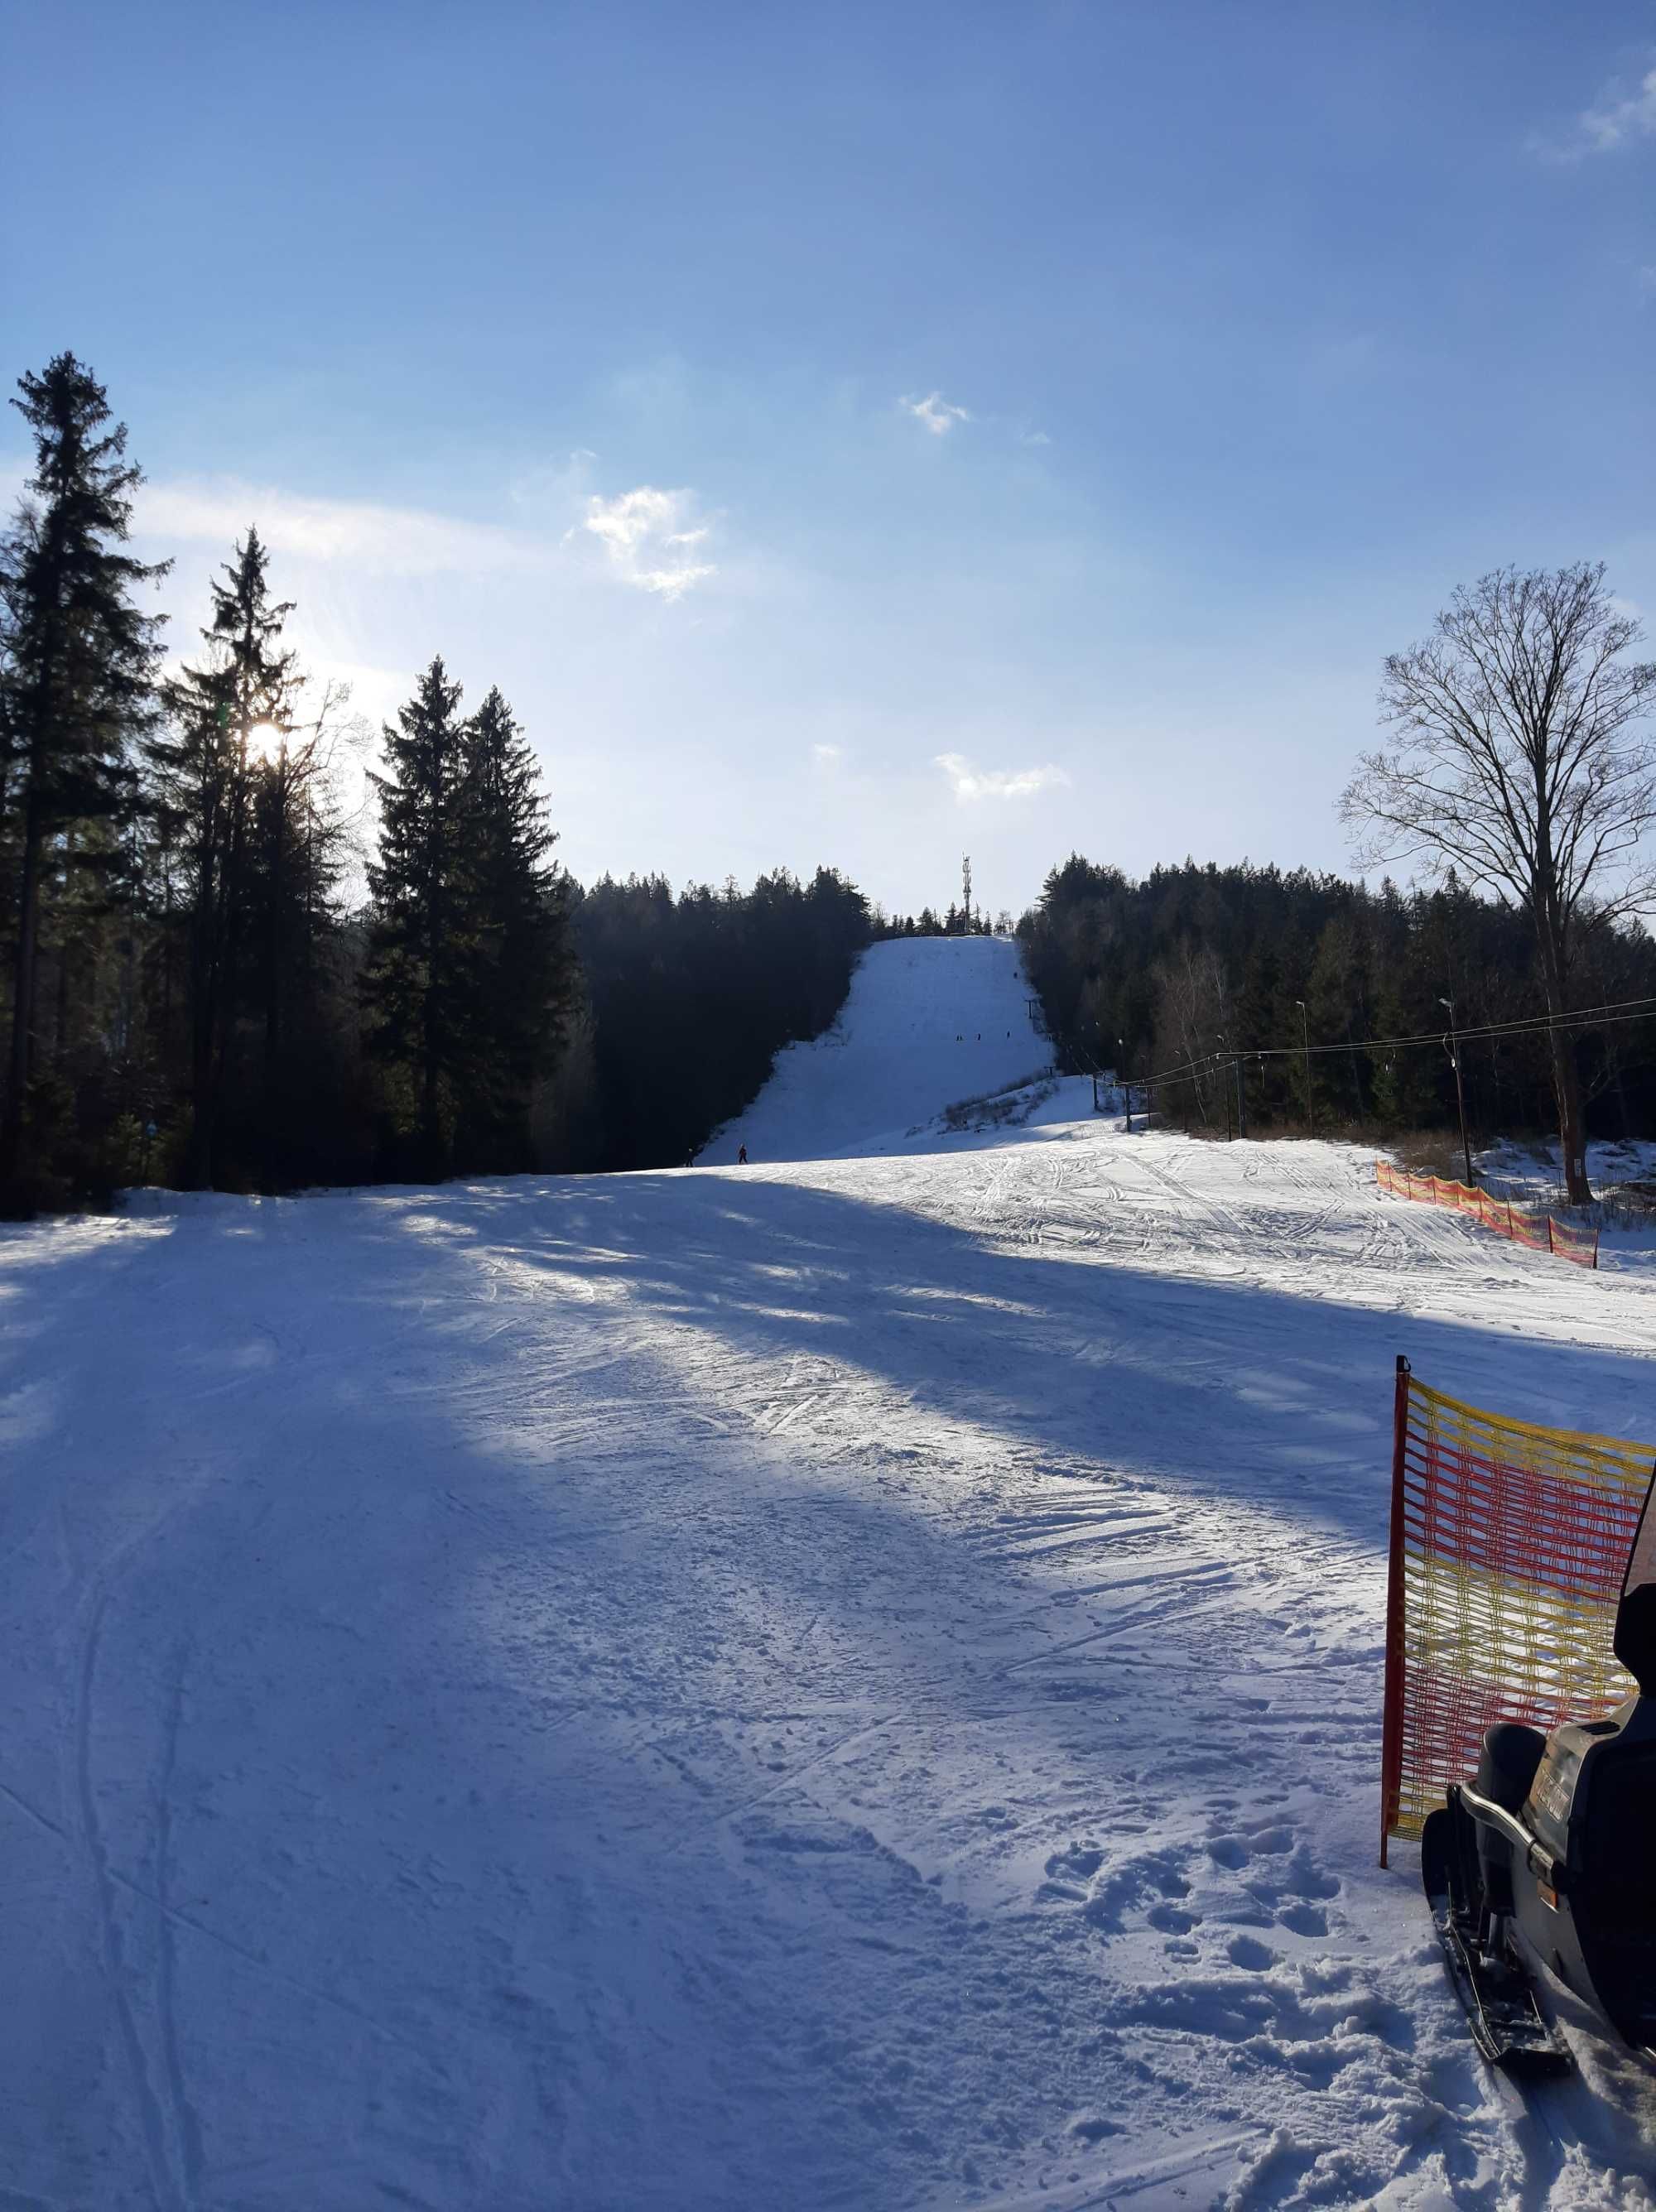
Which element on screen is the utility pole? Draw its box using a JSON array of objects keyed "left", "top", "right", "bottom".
[
  {"left": 1236, "top": 1052, "right": 1248, "bottom": 1139},
  {"left": 1440, "top": 995, "right": 1474, "bottom": 1186},
  {"left": 1295, "top": 998, "right": 1312, "bottom": 1130},
  {"left": 1119, "top": 1037, "right": 1131, "bottom": 1132},
  {"left": 1218, "top": 1034, "right": 1233, "bottom": 1141}
]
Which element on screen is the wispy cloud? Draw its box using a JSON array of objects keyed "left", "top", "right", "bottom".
[
  {"left": 811, "top": 743, "right": 845, "bottom": 767},
  {"left": 1581, "top": 62, "right": 1656, "bottom": 150},
  {"left": 133, "top": 478, "right": 532, "bottom": 575},
  {"left": 901, "top": 391, "right": 971, "bottom": 436},
  {"left": 1533, "top": 59, "right": 1656, "bottom": 159},
  {"left": 934, "top": 753, "right": 1069, "bottom": 803},
  {"left": 3, "top": 457, "right": 730, "bottom": 606},
  {"left": 1018, "top": 428, "right": 1052, "bottom": 447},
  {"left": 580, "top": 486, "right": 716, "bottom": 599}
]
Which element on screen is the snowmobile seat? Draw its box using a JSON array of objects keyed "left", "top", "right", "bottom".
[{"left": 1515, "top": 1698, "right": 1656, "bottom": 2051}]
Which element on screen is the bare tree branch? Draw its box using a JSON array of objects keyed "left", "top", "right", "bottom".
[{"left": 1339, "top": 562, "right": 1656, "bottom": 1200}]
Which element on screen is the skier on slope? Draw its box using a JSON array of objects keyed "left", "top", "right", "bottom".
[{"left": 737, "top": 1144, "right": 748, "bottom": 1166}]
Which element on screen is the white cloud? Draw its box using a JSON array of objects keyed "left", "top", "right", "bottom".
[
  {"left": 580, "top": 486, "right": 716, "bottom": 599},
  {"left": 1533, "top": 60, "right": 1656, "bottom": 159},
  {"left": 934, "top": 753, "right": 1070, "bottom": 803},
  {"left": 7, "top": 457, "right": 728, "bottom": 606},
  {"left": 1018, "top": 429, "right": 1052, "bottom": 447},
  {"left": 901, "top": 391, "right": 971, "bottom": 436},
  {"left": 133, "top": 478, "right": 533, "bottom": 576},
  {"left": 1581, "top": 63, "right": 1656, "bottom": 151},
  {"left": 811, "top": 743, "right": 844, "bottom": 767}
]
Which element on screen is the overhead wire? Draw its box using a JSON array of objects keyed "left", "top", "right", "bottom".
[{"left": 1116, "top": 993, "right": 1656, "bottom": 1099}]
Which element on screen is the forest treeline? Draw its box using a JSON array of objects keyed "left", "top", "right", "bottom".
[
  {"left": 0, "top": 353, "right": 878, "bottom": 1210},
  {"left": 1018, "top": 854, "right": 1656, "bottom": 1142},
  {"left": 5, "top": 354, "right": 1653, "bottom": 1214}
]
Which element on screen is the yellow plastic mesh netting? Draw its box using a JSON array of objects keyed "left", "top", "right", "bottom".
[{"left": 1379, "top": 1363, "right": 1651, "bottom": 1859}]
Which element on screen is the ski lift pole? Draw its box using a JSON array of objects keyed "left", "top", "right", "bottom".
[
  {"left": 1440, "top": 996, "right": 1473, "bottom": 1185},
  {"left": 1217, "top": 1035, "right": 1233, "bottom": 1140}
]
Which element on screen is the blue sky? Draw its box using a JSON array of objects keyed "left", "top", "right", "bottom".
[{"left": 6, "top": 2, "right": 1654, "bottom": 917}]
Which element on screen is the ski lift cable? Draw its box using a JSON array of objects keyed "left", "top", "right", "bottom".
[{"left": 1124, "top": 994, "right": 1656, "bottom": 1097}]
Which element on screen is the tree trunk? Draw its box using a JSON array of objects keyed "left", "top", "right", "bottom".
[
  {"left": 1548, "top": 1021, "right": 1591, "bottom": 1205},
  {"left": 0, "top": 807, "right": 45, "bottom": 1203},
  {"left": 187, "top": 842, "right": 220, "bottom": 1190},
  {"left": 262, "top": 772, "right": 287, "bottom": 1191},
  {"left": 1534, "top": 906, "right": 1591, "bottom": 1204}
]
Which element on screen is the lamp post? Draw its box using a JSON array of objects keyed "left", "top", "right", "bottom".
[
  {"left": 1118, "top": 1036, "right": 1131, "bottom": 1131},
  {"left": 1440, "top": 995, "right": 1474, "bottom": 1186},
  {"left": 1295, "top": 998, "right": 1312, "bottom": 1131}
]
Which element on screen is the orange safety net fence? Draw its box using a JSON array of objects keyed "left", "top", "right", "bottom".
[
  {"left": 1379, "top": 1359, "right": 1651, "bottom": 1861},
  {"left": 1375, "top": 1159, "right": 1599, "bottom": 1269}
]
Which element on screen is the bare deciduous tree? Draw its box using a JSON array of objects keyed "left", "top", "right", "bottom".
[{"left": 1341, "top": 564, "right": 1656, "bottom": 1201}]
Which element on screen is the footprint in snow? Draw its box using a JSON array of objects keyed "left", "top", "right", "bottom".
[
  {"left": 1274, "top": 1901, "right": 1328, "bottom": 1937},
  {"left": 1147, "top": 1902, "right": 1197, "bottom": 1935},
  {"left": 1067, "top": 2113, "right": 1123, "bottom": 2143},
  {"left": 1042, "top": 1842, "right": 1103, "bottom": 1883},
  {"left": 1226, "top": 1934, "right": 1278, "bottom": 1971}
]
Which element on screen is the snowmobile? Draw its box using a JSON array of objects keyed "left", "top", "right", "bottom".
[{"left": 1421, "top": 1466, "right": 1656, "bottom": 2072}]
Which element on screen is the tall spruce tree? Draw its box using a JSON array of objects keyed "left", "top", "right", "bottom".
[
  {"left": 0, "top": 355, "right": 166, "bottom": 1208},
  {"left": 244, "top": 680, "right": 353, "bottom": 1064},
  {"left": 361, "top": 657, "right": 475, "bottom": 1173},
  {"left": 148, "top": 527, "right": 303, "bottom": 1185},
  {"left": 457, "top": 685, "right": 574, "bottom": 1167}
]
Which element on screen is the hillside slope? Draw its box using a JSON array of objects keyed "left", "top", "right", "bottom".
[
  {"left": 7, "top": 1123, "right": 1656, "bottom": 2208},
  {"left": 697, "top": 934, "right": 1050, "bottom": 1164}
]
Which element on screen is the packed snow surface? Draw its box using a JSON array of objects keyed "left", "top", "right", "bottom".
[
  {"left": 8, "top": 1110, "right": 1656, "bottom": 2204},
  {"left": 698, "top": 934, "right": 1052, "bottom": 1163}
]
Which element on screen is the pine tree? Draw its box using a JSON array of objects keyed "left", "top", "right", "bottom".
[
  {"left": 240, "top": 676, "right": 359, "bottom": 1184},
  {"left": 0, "top": 355, "right": 167, "bottom": 1207},
  {"left": 147, "top": 527, "right": 303, "bottom": 1185},
  {"left": 456, "top": 685, "right": 574, "bottom": 1167},
  {"left": 361, "top": 657, "right": 474, "bottom": 1174}
]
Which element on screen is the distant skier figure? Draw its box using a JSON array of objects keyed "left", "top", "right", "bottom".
[{"left": 737, "top": 1143, "right": 749, "bottom": 1166}]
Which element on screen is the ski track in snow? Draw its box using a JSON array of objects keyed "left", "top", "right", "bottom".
[{"left": 4, "top": 941, "right": 1656, "bottom": 2209}]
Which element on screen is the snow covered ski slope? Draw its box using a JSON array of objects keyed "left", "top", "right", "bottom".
[
  {"left": 698, "top": 934, "right": 1051, "bottom": 1163},
  {"left": 7, "top": 1112, "right": 1656, "bottom": 2207}
]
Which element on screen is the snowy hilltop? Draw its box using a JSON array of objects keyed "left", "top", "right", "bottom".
[{"left": 698, "top": 934, "right": 1052, "bottom": 1165}]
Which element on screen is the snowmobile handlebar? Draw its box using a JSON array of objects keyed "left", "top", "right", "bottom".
[{"left": 1447, "top": 1783, "right": 1568, "bottom": 1894}]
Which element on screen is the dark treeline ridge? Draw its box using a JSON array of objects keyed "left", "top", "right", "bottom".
[
  {"left": 574, "top": 869, "right": 871, "bottom": 1171},
  {"left": 874, "top": 904, "right": 1002, "bottom": 940},
  {"left": 1020, "top": 854, "right": 1656, "bottom": 1142}
]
